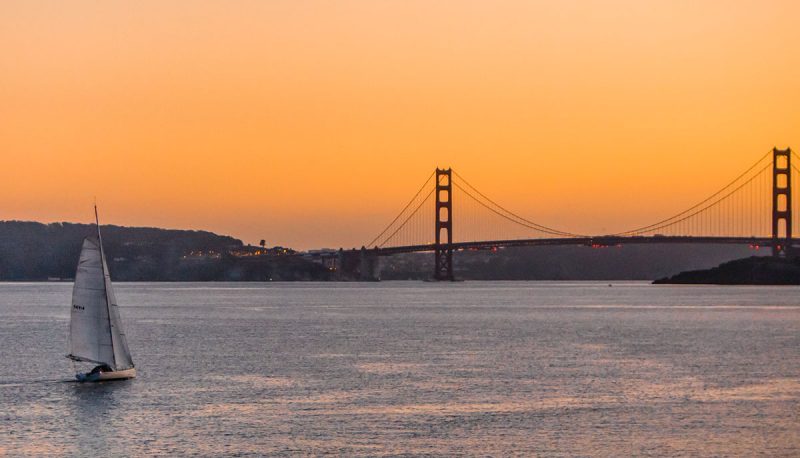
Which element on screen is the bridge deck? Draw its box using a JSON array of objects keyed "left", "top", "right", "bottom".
[{"left": 373, "top": 236, "right": 785, "bottom": 256}]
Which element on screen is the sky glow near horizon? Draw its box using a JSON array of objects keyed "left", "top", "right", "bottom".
[{"left": 1, "top": 1, "right": 798, "bottom": 249}]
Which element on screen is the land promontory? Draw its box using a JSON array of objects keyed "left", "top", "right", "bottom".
[{"left": 654, "top": 256, "right": 800, "bottom": 285}]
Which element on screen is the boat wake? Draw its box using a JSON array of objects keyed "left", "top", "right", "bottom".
[{"left": 0, "top": 378, "right": 76, "bottom": 387}]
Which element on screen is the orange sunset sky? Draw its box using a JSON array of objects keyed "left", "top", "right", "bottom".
[{"left": 1, "top": 1, "right": 798, "bottom": 249}]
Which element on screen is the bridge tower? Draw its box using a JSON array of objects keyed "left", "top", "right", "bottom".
[
  {"left": 434, "top": 168, "right": 454, "bottom": 280},
  {"left": 772, "top": 148, "right": 792, "bottom": 256}
]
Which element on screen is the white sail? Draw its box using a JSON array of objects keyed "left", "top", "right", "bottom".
[
  {"left": 69, "top": 236, "right": 134, "bottom": 371},
  {"left": 103, "top": 251, "right": 134, "bottom": 370}
]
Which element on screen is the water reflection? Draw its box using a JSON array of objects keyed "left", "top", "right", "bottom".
[{"left": 68, "top": 381, "right": 131, "bottom": 455}]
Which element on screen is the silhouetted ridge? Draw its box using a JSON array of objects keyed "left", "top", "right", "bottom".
[{"left": 654, "top": 256, "right": 800, "bottom": 285}]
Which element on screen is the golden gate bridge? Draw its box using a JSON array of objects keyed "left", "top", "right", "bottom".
[{"left": 317, "top": 148, "right": 797, "bottom": 280}]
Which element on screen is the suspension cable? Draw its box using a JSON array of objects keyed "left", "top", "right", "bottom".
[
  {"left": 624, "top": 162, "right": 772, "bottom": 236},
  {"left": 366, "top": 171, "right": 435, "bottom": 247},
  {"left": 453, "top": 182, "right": 577, "bottom": 237},
  {"left": 615, "top": 149, "right": 773, "bottom": 236},
  {"left": 452, "top": 170, "right": 583, "bottom": 237},
  {"left": 376, "top": 188, "right": 435, "bottom": 248}
]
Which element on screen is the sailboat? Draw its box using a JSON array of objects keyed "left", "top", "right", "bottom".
[{"left": 66, "top": 206, "right": 136, "bottom": 382}]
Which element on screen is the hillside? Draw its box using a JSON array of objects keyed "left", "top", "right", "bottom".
[
  {"left": 382, "top": 244, "right": 765, "bottom": 281},
  {"left": 0, "top": 221, "right": 247, "bottom": 280}
]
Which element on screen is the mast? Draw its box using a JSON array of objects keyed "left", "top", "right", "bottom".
[{"left": 95, "top": 205, "right": 117, "bottom": 369}]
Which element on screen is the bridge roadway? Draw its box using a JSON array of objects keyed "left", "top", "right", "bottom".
[
  {"left": 371, "top": 236, "right": 787, "bottom": 256},
  {"left": 268, "top": 236, "right": 791, "bottom": 262}
]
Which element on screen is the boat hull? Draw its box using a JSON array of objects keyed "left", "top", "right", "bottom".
[{"left": 76, "top": 368, "right": 136, "bottom": 382}]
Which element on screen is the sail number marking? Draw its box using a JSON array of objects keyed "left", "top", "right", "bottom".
[{"left": 73, "top": 304, "right": 85, "bottom": 311}]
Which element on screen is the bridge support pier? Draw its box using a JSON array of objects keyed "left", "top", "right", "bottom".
[
  {"left": 359, "top": 247, "right": 381, "bottom": 281},
  {"left": 335, "top": 248, "right": 346, "bottom": 281},
  {"left": 772, "top": 148, "right": 792, "bottom": 256},
  {"left": 434, "top": 168, "right": 454, "bottom": 281}
]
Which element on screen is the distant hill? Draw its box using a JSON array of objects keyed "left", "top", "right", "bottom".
[
  {"left": 0, "top": 221, "right": 338, "bottom": 281},
  {"left": 381, "top": 244, "right": 768, "bottom": 281},
  {"left": 0, "top": 221, "right": 246, "bottom": 281},
  {"left": 0, "top": 220, "right": 773, "bottom": 282}
]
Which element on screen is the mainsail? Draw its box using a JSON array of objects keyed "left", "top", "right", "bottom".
[{"left": 68, "top": 232, "right": 134, "bottom": 371}]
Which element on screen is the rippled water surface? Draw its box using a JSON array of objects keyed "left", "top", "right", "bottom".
[{"left": 2, "top": 282, "right": 800, "bottom": 456}]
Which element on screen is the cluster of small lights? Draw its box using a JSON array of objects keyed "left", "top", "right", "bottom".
[
  {"left": 228, "top": 247, "right": 293, "bottom": 258},
  {"left": 181, "top": 250, "right": 221, "bottom": 259}
]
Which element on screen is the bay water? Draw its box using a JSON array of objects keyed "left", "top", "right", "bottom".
[{"left": 1, "top": 282, "right": 799, "bottom": 456}]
